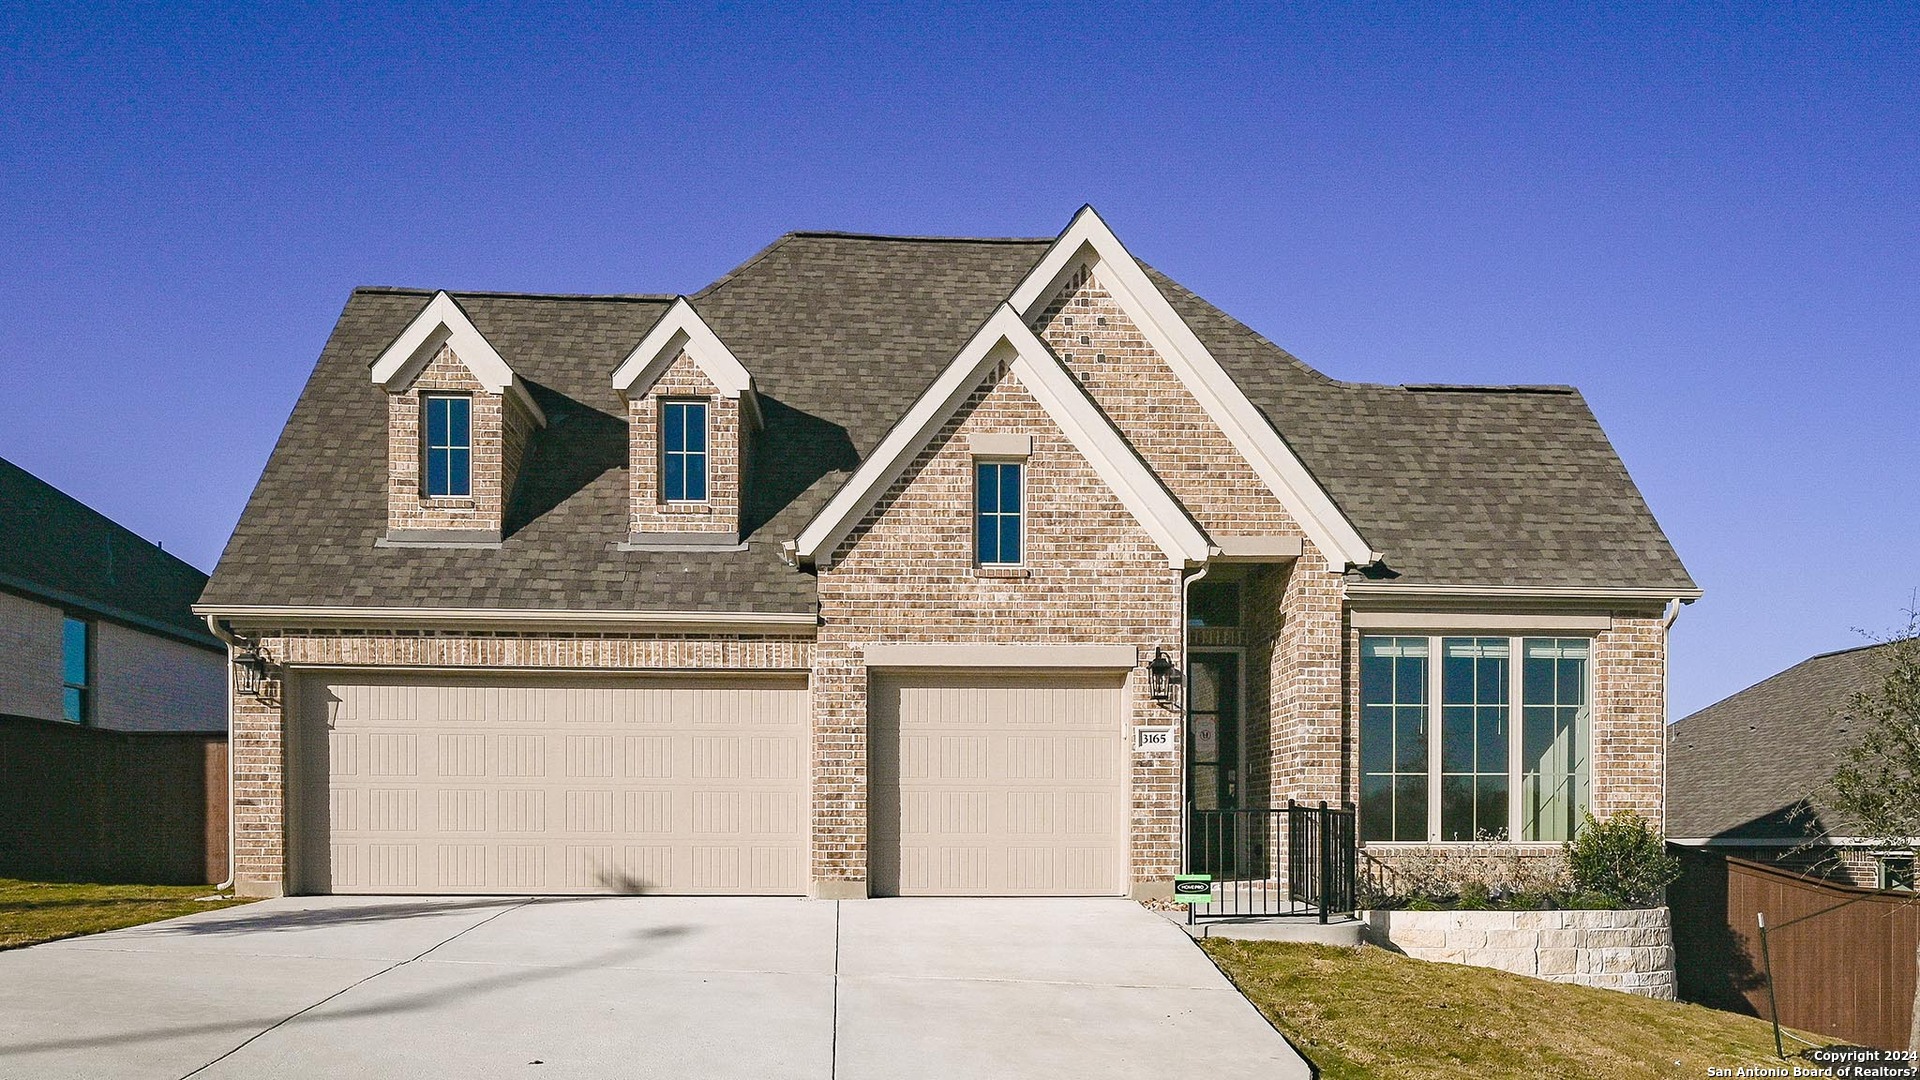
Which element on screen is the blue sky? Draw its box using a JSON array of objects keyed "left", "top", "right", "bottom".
[{"left": 1, "top": 3, "right": 1914, "bottom": 718}]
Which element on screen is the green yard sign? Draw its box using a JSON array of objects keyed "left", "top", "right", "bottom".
[{"left": 1172, "top": 874, "right": 1213, "bottom": 904}]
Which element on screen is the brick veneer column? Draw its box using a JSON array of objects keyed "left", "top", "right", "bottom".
[{"left": 1591, "top": 611, "right": 1668, "bottom": 824}]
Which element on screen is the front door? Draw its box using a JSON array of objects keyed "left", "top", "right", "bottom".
[{"left": 1186, "top": 652, "right": 1242, "bottom": 876}]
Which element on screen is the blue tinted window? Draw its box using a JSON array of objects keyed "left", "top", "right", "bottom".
[
  {"left": 661, "top": 401, "right": 709, "bottom": 502},
  {"left": 975, "top": 461, "right": 1023, "bottom": 565},
  {"left": 423, "top": 395, "right": 472, "bottom": 497},
  {"left": 61, "top": 617, "right": 88, "bottom": 722}
]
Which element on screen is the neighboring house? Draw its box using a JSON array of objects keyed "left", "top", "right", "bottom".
[
  {"left": 196, "top": 207, "right": 1697, "bottom": 900},
  {"left": 0, "top": 456, "right": 224, "bottom": 731},
  {"left": 1668, "top": 641, "right": 1916, "bottom": 891}
]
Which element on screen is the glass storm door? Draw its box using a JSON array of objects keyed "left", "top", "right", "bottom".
[{"left": 1186, "top": 652, "right": 1242, "bottom": 875}]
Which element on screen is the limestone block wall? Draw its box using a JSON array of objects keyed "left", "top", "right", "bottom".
[{"left": 1363, "top": 906, "right": 1677, "bottom": 999}]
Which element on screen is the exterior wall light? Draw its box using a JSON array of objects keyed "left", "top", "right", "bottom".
[
  {"left": 1148, "top": 646, "right": 1179, "bottom": 706},
  {"left": 235, "top": 646, "right": 272, "bottom": 697}
]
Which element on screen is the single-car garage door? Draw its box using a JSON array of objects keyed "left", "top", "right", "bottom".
[
  {"left": 290, "top": 673, "right": 808, "bottom": 895},
  {"left": 870, "top": 671, "right": 1128, "bottom": 896}
]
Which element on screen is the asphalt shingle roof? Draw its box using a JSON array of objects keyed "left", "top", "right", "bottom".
[
  {"left": 202, "top": 232, "right": 1694, "bottom": 612},
  {"left": 0, "top": 457, "right": 219, "bottom": 647},
  {"left": 1666, "top": 642, "right": 1896, "bottom": 840}
]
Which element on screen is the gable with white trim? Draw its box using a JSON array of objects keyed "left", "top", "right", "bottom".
[
  {"left": 1010, "top": 207, "right": 1378, "bottom": 572},
  {"left": 369, "top": 291, "right": 545, "bottom": 424},
  {"left": 1030, "top": 263, "right": 1308, "bottom": 546},
  {"left": 793, "top": 306, "right": 1210, "bottom": 570}
]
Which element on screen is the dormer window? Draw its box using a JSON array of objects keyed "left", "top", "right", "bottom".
[
  {"left": 661, "top": 399, "right": 709, "bottom": 503},
  {"left": 423, "top": 394, "right": 472, "bottom": 498},
  {"left": 975, "top": 460, "right": 1024, "bottom": 566}
]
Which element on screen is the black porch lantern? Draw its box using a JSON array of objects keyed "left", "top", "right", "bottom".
[
  {"left": 235, "top": 647, "right": 270, "bottom": 696},
  {"left": 1147, "top": 646, "right": 1177, "bottom": 705}
]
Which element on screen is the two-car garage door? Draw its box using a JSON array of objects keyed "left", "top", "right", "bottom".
[{"left": 290, "top": 674, "right": 808, "bottom": 895}]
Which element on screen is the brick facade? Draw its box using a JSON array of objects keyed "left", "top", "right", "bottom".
[
  {"left": 814, "top": 359, "right": 1185, "bottom": 898},
  {"left": 625, "top": 350, "right": 742, "bottom": 542},
  {"left": 225, "top": 267, "right": 1679, "bottom": 900},
  {"left": 1031, "top": 265, "right": 1304, "bottom": 539},
  {"left": 384, "top": 344, "right": 536, "bottom": 538}
]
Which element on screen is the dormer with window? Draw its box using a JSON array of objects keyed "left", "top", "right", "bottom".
[
  {"left": 611, "top": 298, "right": 758, "bottom": 548},
  {"left": 370, "top": 292, "right": 546, "bottom": 545}
]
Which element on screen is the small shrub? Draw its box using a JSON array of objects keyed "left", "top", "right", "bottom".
[{"left": 1565, "top": 809, "right": 1681, "bottom": 907}]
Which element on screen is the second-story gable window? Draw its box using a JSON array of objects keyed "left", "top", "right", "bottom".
[
  {"left": 423, "top": 394, "right": 472, "bottom": 498},
  {"left": 661, "top": 400, "right": 709, "bottom": 502},
  {"left": 975, "top": 460, "right": 1024, "bottom": 565}
]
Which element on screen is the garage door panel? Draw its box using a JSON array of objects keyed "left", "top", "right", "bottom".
[
  {"left": 299, "top": 675, "right": 807, "bottom": 895},
  {"left": 872, "top": 671, "right": 1127, "bottom": 897}
]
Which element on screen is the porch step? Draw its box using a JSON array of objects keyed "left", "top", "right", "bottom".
[{"left": 1160, "top": 910, "right": 1364, "bottom": 946}]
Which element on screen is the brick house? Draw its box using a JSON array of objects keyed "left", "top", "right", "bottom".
[
  {"left": 1, "top": 455, "right": 224, "bottom": 732},
  {"left": 196, "top": 208, "right": 1697, "bottom": 900},
  {"left": 1668, "top": 641, "right": 1916, "bottom": 891}
]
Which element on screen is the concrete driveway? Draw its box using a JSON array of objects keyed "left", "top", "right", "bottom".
[{"left": 0, "top": 895, "right": 1308, "bottom": 1079}]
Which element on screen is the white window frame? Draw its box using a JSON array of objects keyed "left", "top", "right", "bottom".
[
  {"left": 1877, "top": 852, "right": 1916, "bottom": 891},
  {"left": 421, "top": 393, "right": 473, "bottom": 499},
  {"left": 973, "top": 457, "right": 1026, "bottom": 567},
  {"left": 1360, "top": 633, "right": 1593, "bottom": 845},
  {"left": 660, "top": 398, "right": 710, "bottom": 504}
]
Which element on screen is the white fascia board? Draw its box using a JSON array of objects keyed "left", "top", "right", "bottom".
[
  {"left": 191, "top": 604, "right": 817, "bottom": 633},
  {"left": 1009, "top": 207, "right": 1378, "bottom": 572},
  {"left": 368, "top": 291, "right": 546, "bottom": 425},
  {"left": 1345, "top": 582, "right": 1705, "bottom": 603},
  {"left": 793, "top": 306, "right": 1210, "bottom": 570},
  {"left": 610, "top": 297, "right": 753, "bottom": 400}
]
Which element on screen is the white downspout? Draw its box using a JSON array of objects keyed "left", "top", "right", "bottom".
[
  {"left": 203, "top": 615, "right": 238, "bottom": 894},
  {"left": 1659, "top": 598, "right": 1684, "bottom": 840},
  {"left": 1176, "top": 559, "right": 1214, "bottom": 876}
]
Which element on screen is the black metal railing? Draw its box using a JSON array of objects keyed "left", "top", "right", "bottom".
[
  {"left": 1286, "top": 799, "right": 1358, "bottom": 922},
  {"left": 1183, "top": 802, "right": 1358, "bottom": 922},
  {"left": 1186, "top": 808, "right": 1286, "bottom": 918}
]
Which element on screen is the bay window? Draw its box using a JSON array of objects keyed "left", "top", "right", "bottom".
[{"left": 1361, "top": 634, "right": 1591, "bottom": 843}]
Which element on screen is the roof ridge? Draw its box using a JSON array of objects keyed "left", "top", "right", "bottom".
[
  {"left": 1401, "top": 384, "right": 1578, "bottom": 395},
  {"left": 1807, "top": 637, "right": 1910, "bottom": 662},
  {"left": 781, "top": 231, "right": 1055, "bottom": 244},
  {"left": 353, "top": 286, "right": 677, "bottom": 302}
]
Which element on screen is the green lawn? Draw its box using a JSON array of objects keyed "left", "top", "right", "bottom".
[
  {"left": 0, "top": 878, "right": 254, "bottom": 950},
  {"left": 1201, "top": 940, "right": 1832, "bottom": 1080}
]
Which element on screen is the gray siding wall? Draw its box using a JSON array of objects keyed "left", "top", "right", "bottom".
[
  {"left": 92, "top": 621, "right": 225, "bottom": 733},
  {"left": 0, "top": 589, "right": 224, "bottom": 732},
  {"left": 0, "top": 590, "right": 63, "bottom": 722}
]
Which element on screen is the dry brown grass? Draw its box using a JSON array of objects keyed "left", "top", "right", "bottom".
[{"left": 1201, "top": 939, "right": 1834, "bottom": 1080}]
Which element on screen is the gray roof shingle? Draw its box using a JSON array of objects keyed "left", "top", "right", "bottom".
[
  {"left": 1666, "top": 642, "right": 1896, "bottom": 840},
  {"left": 201, "top": 232, "right": 1693, "bottom": 612},
  {"left": 0, "top": 457, "right": 219, "bottom": 647}
]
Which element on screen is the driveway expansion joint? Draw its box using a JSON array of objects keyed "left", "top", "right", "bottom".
[{"left": 174, "top": 899, "right": 534, "bottom": 1080}]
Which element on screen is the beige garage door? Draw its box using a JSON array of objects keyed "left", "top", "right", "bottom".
[
  {"left": 291, "top": 674, "right": 808, "bottom": 895},
  {"left": 870, "top": 671, "right": 1128, "bottom": 896}
]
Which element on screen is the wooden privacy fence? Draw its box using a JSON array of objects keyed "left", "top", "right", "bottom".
[
  {"left": 1670, "top": 848, "right": 1916, "bottom": 1051},
  {"left": 0, "top": 713, "right": 227, "bottom": 884}
]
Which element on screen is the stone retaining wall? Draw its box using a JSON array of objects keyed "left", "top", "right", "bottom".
[{"left": 1362, "top": 906, "right": 1676, "bottom": 999}]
